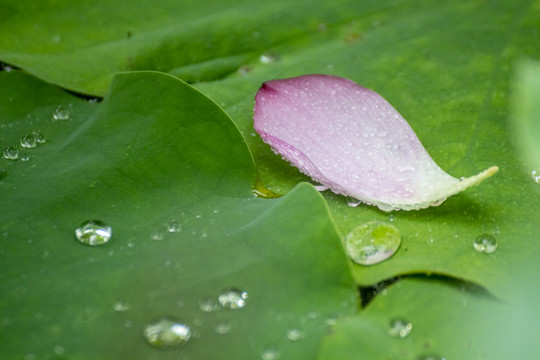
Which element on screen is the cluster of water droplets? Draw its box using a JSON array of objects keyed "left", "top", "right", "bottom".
[{"left": 2, "top": 130, "right": 46, "bottom": 163}]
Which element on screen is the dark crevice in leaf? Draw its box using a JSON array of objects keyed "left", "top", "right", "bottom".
[{"left": 360, "top": 272, "right": 499, "bottom": 308}]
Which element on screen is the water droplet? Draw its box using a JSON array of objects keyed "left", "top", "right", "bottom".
[
  {"left": 199, "top": 297, "right": 220, "bottom": 313},
  {"left": 3, "top": 146, "right": 18, "bottom": 160},
  {"left": 151, "top": 229, "right": 164, "bottom": 241},
  {"left": 32, "top": 130, "right": 46, "bottom": 144},
  {"left": 261, "top": 348, "right": 281, "bottom": 360},
  {"left": 286, "top": 328, "right": 305, "bottom": 341},
  {"left": 214, "top": 322, "right": 232, "bottom": 335},
  {"left": 167, "top": 220, "right": 181, "bottom": 233},
  {"left": 53, "top": 345, "right": 65, "bottom": 355},
  {"left": 74, "top": 220, "right": 112, "bottom": 246},
  {"left": 473, "top": 234, "right": 497, "bottom": 254},
  {"left": 19, "top": 153, "right": 29, "bottom": 162},
  {"left": 388, "top": 318, "right": 412, "bottom": 338},
  {"left": 52, "top": 104, "right": 72, "bottom": 121},
  {"left": 218, "top": 288, "right": 248, "bottom": 309},
  {"left": 532, "top": 170, "right": 540, "bottom": 183},
  {"left": 416, "top": 355, "right": 446, "bottom": 360},
  {"left": 113, "top": 302, "right": 129, "bottom": 312},
  {"left": 20, "top": 134, "right": 37, "bottom": 149},
  {"left": 143, "top": 317, "right": 191, "bottom": 349},
  {"left": 345, "top": 221, "right": 401, "bottom": 265},
  {"left": 260, "top": 52, "right": 279, "bottom": 64}
]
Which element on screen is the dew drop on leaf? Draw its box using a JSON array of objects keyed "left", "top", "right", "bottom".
[
  {"left": 286, "top": 328, "right": 305, "bottom": 341},
  {"left": 259, "top": 52, "right": 279, "bottom": 64},
  {"left": 214, "top": 322, "right": 232, "bottom": 335},
  {"left": 167, "top": 220, "right": 181, "bottom": 233},
  {"left": 20, "top": 134, "right": 37, "bottom": 149},
  {"left": 142, "top": 317, "right": 191, "bottom": 349},
  {"left": 261, "top": 348, "right": 281, "bottom": 360},
  {"left": 345, "top": 221, "right": 401, "bottom": 265},
  {"left": 52, "top": 104, "right": 72, "bottom": 121},
  {"left": 198, "top": 297, "right": 221, "bottom": 313},
  {"left": 74, "top": 220, "right": 112, "bottom": 246},
  {"left": 473, "top": 234, "right": 497, "bottom": 254},
  {"left": 218, "top": 288, "right": 248, "bottom": 309},
  {"left": 388, "top": 318, "right": 412, "bottom": 338},
  {"left": 3, "top": 146, "right": 19, "bottom": 160}
]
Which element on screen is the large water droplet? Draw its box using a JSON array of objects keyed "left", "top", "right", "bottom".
[
  {"left": 52, "top": 104, "right": 72, "bottom": 121},
  {"left": 20, "top": 134, "right": 38, "bottom": 149},
  {"left": 199, "top": 297, "right": 220, "bottom": 313},
  {"left": 3, "top": 146, "right": 19, "bottom": 160},
  {"left": 218, "top": 288, "right": 248, "bottom": 309},
  {"left": 286, "top": 328, "right": 305, "bottom": 341},
  {"left": 473, "top": 234, "right": 497, "bottom": 254},
  {"left": 388, "top": 318, "right": 412, "bottom": 338},
  {"left": 261, "top": 348, "right": 281, "bottom": 360},
  {"left": 74, "top": 220, "right": 112, "bottom": 246},
  {"left": 143, "top": 317, "right": 191, "bottom": 349},
  {"left": 345, "top": 221, "right": 401, "bottom": 265}
]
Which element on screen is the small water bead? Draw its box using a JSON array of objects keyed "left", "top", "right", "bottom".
[
  {"left": 19, "top": 153, "right": 30, "bottom": 162},
  {"left": 345, "top": 221, "right": 401, "bottom": 265},
  {"left": 473, "top": 234, "right": 497, "bottom": 254},
  {"left": 260, "top": 52, "right": 279, "bottom": 64},
  {"left": 388, "top": 318, "right": 412, "bottom": 338},
  {"left": 33, "top": 130, "right": 46, "bottom": 144},
  {"left": 3, "top": 146, "right": 18, "bottom": 160},
  {"left": 416, "top": 356, "right": 446, "bottom": 360},
  {"left": 532, "top": 170, "right": 540, "bottom": 183},
  {"left": 218, "top": 288, "right": 248, "bottom": 309},
  {"left": 20, "top": 134, "right": 37, "bottom": 149},
  {"left": 75, "top": 220, "right": 112, "bottom": 246},
  {"left": 52, "top": 104, "right": 72, "bottom": 121},
  {"left": 261, "top": 348, "right": 281, "bottom": 360},
  {"left": 167, "top": 220, "right": 181, "bottom": 233},
  {"left": 151, "top": 229, "right": 164, "bottom": 241},
  {"left": 113, "top": 302, "right": 129, "bottom": 312},
  {"left": 143, "top": 317, "right": 191, "bottom": 349},
  {"left": 199, "top": 297, "right": 220, "bottom": 313},
  {"left": 214, "top": 322, "right": 232, "bottom": 335},
  {"left": 286, "top": 328, "right": 305, "bottom": 341}
]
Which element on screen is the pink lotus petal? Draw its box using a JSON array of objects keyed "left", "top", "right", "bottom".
[{"left": 253, "top": 74, "right": 498, "bottom": 211}]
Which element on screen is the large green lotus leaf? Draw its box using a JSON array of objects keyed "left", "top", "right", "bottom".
[
  {"left": 0, "top": 71, "right": 357, "bottom": 359},
  {"left": 0, "top": 0, "right": 376, "bottom": 95},
  {"left": 193, "top": 0, "right": 540, "bottom": 302},
  {"left": 318, "top": 277, "right": 540, "bottom": 359}
]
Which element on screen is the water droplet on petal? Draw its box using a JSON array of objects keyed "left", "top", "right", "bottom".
[
  {"left": 3, "top": 146, "right": 18, "bottom": 160},
  {"left": 345, "top": 221, "right": 401, "bottom": 265},
  {"left": 52, "top": 105, "right": 72, "bottom": 121},
  {"left": 75, "top": 220, "right": 112, "bottom": 246},
  {"left": 20, "top": 134, "right": 38, "bottom": 149},
  {"left": 199, "top": 297, "right": 221, "bottom": 313},
  {"left": 388, "top": 318, "right": 412, "bottom": 338},
  {"left": 218, "top": 288, "right": 248, "bottom": 309},
  {"left": 214, "top": 322, "right": 232, "bottom": 335},
  {"left": 473, "top": 234, "right": 497, "bottom": 254},
  {"left": 286, "top": 328, "right": 305, "bottom": 341},
  {"left": 261, "top": 348, "right": 281, "bottom": 360},
  {"left": 143, "top": 317, "right": 191, "bottom": 349}
]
